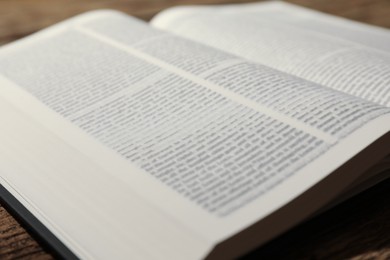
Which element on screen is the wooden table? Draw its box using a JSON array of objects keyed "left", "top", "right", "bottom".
[{"left": 0, "top": 0, "right": 389, "bottom": 259}]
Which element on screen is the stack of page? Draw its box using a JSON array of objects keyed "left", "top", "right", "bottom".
[{"left": 0, "top": 1, "right": 389, "bottom": 259}]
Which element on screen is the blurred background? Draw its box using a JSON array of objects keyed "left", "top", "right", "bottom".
[
  {"left": 0, "top": 0, "right": 389, "bottom": 259},
  {"left": 1, "top": 0, "right": 390, "bottom": 46}
]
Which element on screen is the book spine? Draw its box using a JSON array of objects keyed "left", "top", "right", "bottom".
[{"left": 0, "top": 184, "right": 78, "bottom": 260}]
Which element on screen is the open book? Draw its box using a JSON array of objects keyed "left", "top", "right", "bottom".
[{"left": 0, "top": 1, "right": 389, "bottom": 259}]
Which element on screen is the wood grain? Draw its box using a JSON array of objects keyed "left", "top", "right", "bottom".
[
  {"left": 0, "top": 206, "right": 53, "bottom": 259},
  {"left": 0, "top": 0, "right": 389, "bottom": 259}
]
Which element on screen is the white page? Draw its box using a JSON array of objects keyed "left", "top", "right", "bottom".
[
  {"left": 152, "top": 1, "right": 390, "bottom": 107},
  {"left": 0, "top": 10, "right": 389, "bottom": 259}
]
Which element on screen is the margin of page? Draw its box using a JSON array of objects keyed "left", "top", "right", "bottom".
[
  {"left": 0, "top": 8, "right": 389, "bottom": 245},
  {"left": 1, "top": 74, "right": 389, "bottom": 244}
]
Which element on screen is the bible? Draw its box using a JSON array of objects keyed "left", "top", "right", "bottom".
[{"left": 0, "top": 1, "right": 389, "bottom": 259}]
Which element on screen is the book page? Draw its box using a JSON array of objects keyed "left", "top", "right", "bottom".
[
  {"left": 151, "top": 2, "right": 390, "bottom": 107},
  {"left": 0, "top": 10, "right": 389, "bottom": 259}
]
